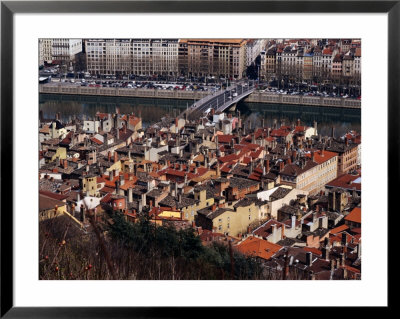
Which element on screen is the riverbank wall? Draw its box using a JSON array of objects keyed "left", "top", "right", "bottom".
[{"left": 39, "top": 84, "right": 361, "bottom": 109}]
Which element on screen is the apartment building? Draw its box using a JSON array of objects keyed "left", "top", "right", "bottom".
[
  {"left": 279, "top": 149, "right": 338, "bottom": 195},
  {"left": 183, "top": 39, "right": 247, "bottom": 79},
  {"left": 246, "top": 38, "right": 267, "bottom": 66},
  {"left": 85, "top": 39, "right": 179, "bottom": 76},
  {"left": 51, "top": 39, "right": 82, "bottom": 63},
  {"left": 39, "top": 38, "right": 82, "bottom": 65}
]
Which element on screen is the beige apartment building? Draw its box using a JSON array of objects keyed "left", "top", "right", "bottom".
[
  {"left": 325, "top": 140, "right": 358, "bottom": 175},
  {"left": 280, "top": 149, "right": 338, "bottom": 195},
  {"left": 196, "top": 198, "right": 261, "bottom": 236},
  {"left": 181, "top": 39, "right": 247, "bottom": 79},
  {"left": 85, "top": 39, "right": 179, "bottom": 76}
]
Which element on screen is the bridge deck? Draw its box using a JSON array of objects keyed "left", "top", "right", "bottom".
[{"left": 181, "top": 81, "right": 255, "bottom": 120}]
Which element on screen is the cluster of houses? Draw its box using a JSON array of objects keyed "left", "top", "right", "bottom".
[{"left": 39, "top": 108, "right": 361, "bottom": 280}]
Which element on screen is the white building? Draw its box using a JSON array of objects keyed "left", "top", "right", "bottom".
[
  {"left": 51, "top": 39, "right": 82, "bottom": 63},
  {"left": 245, "top": 39, "right": 268, "bottom": 66},
  {"left": 85, "top": 38, "right": 179, "bottom": 77}
]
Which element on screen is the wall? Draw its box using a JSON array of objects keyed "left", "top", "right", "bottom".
[{"left": 40, "top": 84, "right": 361, "bottom": 109}]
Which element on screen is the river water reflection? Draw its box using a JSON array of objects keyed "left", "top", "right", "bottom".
[{"left": 39, "top": 94, "right": 361, "bottom": 137}]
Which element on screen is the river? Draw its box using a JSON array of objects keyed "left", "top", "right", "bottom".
[{"left": 39, "top": 94, "right": 361, "bottom": 137}]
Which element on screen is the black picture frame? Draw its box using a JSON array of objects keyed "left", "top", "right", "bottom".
[{"left": 1, "top": 0, "right": 395, "bottom": 317}]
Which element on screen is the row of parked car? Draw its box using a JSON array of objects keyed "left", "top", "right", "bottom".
[{"left": 257, "top": 87, "right": 360, "bottom": 99}]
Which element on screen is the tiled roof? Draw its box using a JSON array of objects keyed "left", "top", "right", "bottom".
[
  {"left": 39, "top": 193, "right": 65, "bottom": 212},
  {"left": 326, "top": 173, "right": 361, "bottom": 192},
  {"left": 345, "top": 207, "right": 361, "bottom": 224},
  {"left": 236, "top": 236, "right": 282, "bottom": 260},
  {"left": 330, "top": 224, "right": 349, "bottom": 235}
]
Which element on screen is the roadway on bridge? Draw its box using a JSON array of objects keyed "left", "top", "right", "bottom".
[{"left": 187, "top": 81, "right": 255, "bottom": 119}]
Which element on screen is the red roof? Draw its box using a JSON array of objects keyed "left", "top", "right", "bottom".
[
  {"left": 216, "top": 134, "right": 235, "bottom": 144},
  {"left": 330, "top": 224, "right": 349, "bottom": 235},
  {"left": 345, "top": 207, "right": 361, "bottom": 224},
  {"left": 304, "top": 247, "right": 322, "bottom": 256},
  {"left": 218, "top": 153, "right": 239, "bottom": 163},
  {"left": 326, "top": 173, "right": 361, "bottom": 192},
  {"left": 90, "top": 137, "right": 103, "bottom": 145},
  {"left": 306, "top": 149, "right": 337, "bottom": 165},
  {"left": 236, "top": 236, "right": 282, "bottom": 260},
  {"left": 271, "top": 128, "right": 290, "bottom": 137},
  {"left": 39, "top": 190, "right": 69, "bottom": 201}
]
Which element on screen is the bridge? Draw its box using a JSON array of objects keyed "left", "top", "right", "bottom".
[{"left": 181, "top": 80, "right": 255, "bottom": 120}]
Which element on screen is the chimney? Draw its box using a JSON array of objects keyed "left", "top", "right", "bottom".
[
  {"left": 292, "top": 150, "right": 297, "bottom": 163},
  {"left": 297, "top": 118, "right": 300, "bottom": 127},
  {"left": 322, "top": 246, "right": 330, "bottom": 261},
  {"left": 331, "top": 126, "right": 335, "bottom": 138},
  {"left": 306, "top": 251, "right": 312, "bottom": 267},
  {"left": 141, "top": 193, "right": 147, "bottom": 206},
  {"left": 120, "top": 174, "right": 125, "bottom": 186},
  {"left": 128, "top": 187, "right": 133, "bottom": 203},
  {"left": 117, "top": 127, "right": 120, "bottom": 140},
  {"left": 265, "top": 159, "right": 270, "bottom": 173},
  {"left": 279, "top": 161, "right": 284, "bottom": 172},
  {"left": 291, "top": 215, "right": 296, "bottom": 229},
  {"left": 108, "top": 151, "right": 111, "bottom": 162},
  {"left": 345, "top": 137, "right": 349, "bottom": 146},
  {"left": 324, "top": 236, "right": 329, "bottom": 247},
  {"left": 114, "top": 151, "right": 118, "bottom": 163},
  {"left": 109, "top": 170, "right": 114, "bottom": 181},
  {"left": 115, "top": 180, "right": 120, "bottom": 195},
  {"left": 63, "top": 159, "right": 68, "bottom": 169},
  {"left": 211, "top": 204, "right": 217, "bottom": 212},
  {"left": 86, "top": 164, "right": 90, "bottom": 173},
  {"left": 272, "top": 224, "right": 277, "bottom": 236},
  {"left": 80, "top": 204, "right": 85, "bottom": 223},
  {"left": 341, "top": 253, "right": 346, "bottom": 267},
  {"left": 311, "top": 151, "right": 315, "bottom": 162},
  {"left": 341, "top": 232, "right": 347, "bottom": 245},
  {"left": 178, "top": 193, "right": 182, "bottom": 203},
  {"left": 321, "top": 147, "right": 325, "bottom": 157}
]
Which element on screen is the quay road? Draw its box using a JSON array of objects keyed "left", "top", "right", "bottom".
[
  {"left": 184, "top": 80, "right": 255, "bottom": 120},
  {"left": 39, "top": 82, "right": 361, "bottom": 110}
]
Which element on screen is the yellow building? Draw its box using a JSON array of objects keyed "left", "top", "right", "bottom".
[
  {"left": 81, "top": 174, "right": 100, "bottom": 197},
  {"left": 51, "top": 147, "right": 67, "bottom": 162},
  {"left": 196, "top": 198, "right": 260, "bottom": 236},
  {"left": 158, "top": 187, "right": 216, "bottom": 223}
]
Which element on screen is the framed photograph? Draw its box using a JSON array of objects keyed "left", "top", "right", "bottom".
[{"left": 1, "top": 0, "right": 394, "bottom": 316}]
